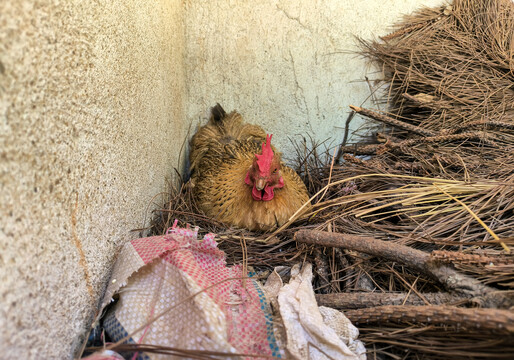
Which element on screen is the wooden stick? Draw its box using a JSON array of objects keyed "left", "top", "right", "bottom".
[
  {"left": 338, "top": 131, "right": 498, "bottom": 156},
  {"left": 391, "top": 132, "right": 498, "bottom": 148},
  {"left": 345, "top": 305, "right": 514, "bottom": 334},
  {"left": 316, "top": 292, "right": 469, "bottom": 309},
  {"left": 294, "top": 230, "right": 512, "bottom": 308},
  {"left": 313, "top": 249, "right": 331, "bottom": 293},
  {"left": 431, "top": 250, "right": 514, "bottom": 266},
  {"left": 456, "top": 119, "right": 514, "bottom": 131},
  {"left": 295, "top": 230, "right": 431, "bottom": 273},
  {"left": 337, "top": 144, "right": 382, "bottom": 156},
  {"left": 349, "top": 105, "right": 438, "bottom": 137}
]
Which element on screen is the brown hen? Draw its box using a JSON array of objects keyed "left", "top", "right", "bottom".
[{"left": 189, "top": 104, "right": 310, "bottom": 231}]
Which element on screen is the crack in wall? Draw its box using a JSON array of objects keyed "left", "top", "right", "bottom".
[{"left": 276, "top": 5, "right": 313, "bottom": 34}]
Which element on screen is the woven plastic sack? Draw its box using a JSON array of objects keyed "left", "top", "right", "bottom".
[{"left": 96, "top": 221, "right": 281, "bottom": 359}]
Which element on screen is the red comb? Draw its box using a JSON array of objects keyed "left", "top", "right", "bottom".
[{"left": 255, "top": 134, "right": 274, "bottom": 176}]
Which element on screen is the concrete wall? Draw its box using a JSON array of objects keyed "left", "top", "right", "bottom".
[
  {"left": 0, "top": 0, "right": 186, "bottom": 358},
  {"left": 185, "top": 0, "right": 440, "bottom": 158},
  {"left": 0, "top": 0, "right": 438, "bottom": 358}
]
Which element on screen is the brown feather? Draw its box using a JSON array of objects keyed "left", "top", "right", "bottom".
[{"left": 189, "top": 105, "right": 310, "bottom": 231}]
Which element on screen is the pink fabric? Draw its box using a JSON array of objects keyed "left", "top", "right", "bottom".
[{"left": 98, "top": 221, "right": 278, "bottom": 359}]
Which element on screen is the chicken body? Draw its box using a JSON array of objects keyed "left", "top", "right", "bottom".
[{"left": 189, "top": 104, "right": 310, "bottom": 231}]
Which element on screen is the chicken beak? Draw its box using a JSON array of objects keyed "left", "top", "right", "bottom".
[{"left": 255, "top": 178, "right": 266, "bottom": 191}]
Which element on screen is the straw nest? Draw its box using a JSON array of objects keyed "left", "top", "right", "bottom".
[{"left": 145, "top": 0, "right": 514, "bottom": 358}]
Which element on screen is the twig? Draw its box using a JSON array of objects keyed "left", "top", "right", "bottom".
[
  {"left": 431, "top": 250, "right": 514, "bottom": 266},
  {"left": 337, "top": 143, "right": 384, "bottom": 156},
  {"left": 316, "top": 292, "right": 470, "bottom": 309},
  {"left": 349, "top": 105, "right": 438, "bottom": 137},
  {"left": 336, "top": 110, "right": 356, "bottom": 163},
  {"left": 393, "top": 132, "right": 498, "bottom": 148},
  {"left": 455, "top": 119, "right": 514, "bottom": 131},
  {"left": 345, "top": 305, "right": 514, "bottom": 334},
  {"left": 339, "top": 132, "right": 498, "bottom": 156}
]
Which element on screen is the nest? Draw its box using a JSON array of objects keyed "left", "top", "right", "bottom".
[{"left": 147, "top": 0, "right": 514, "bottom": 358}]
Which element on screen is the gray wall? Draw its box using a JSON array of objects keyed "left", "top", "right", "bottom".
[
  {"left": 185, "top": 0, "right": 440, "bottom": 157},
  {"left": 0, "top": 0, "right": 186, "bottom": 358},
  {"left": 0, "top": 0, "right": 438, "bottom": 358}
]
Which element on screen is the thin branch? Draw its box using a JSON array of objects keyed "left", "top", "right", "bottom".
[{"left": 349, "top": 105, "right": 438, "bottom": 137}]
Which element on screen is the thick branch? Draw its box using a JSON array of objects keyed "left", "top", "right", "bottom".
[
  {"left": 295, "top": 230, "right": 431, "bottom": 273},
  {"left": 316, "top": 292, "right": 469, "bottom": 309},
  {"left": 345, "top": 305, "right": 514, "bottom": 334},
  {"left": 294, "top": 230, "right": 512, "bottom": 308}
]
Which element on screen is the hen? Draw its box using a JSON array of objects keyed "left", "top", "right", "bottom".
[{"left": 189, "top": 104, "right": 310, "bottom": 231}]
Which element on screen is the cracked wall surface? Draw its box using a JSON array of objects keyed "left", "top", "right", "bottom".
[
  {"left": 0, "top": 0, "right": 186, "bottom": 358},
  {"left": 185, "top": 0, "right": 440, "bottom": 158},
  {"left": 1, "top": 0, "right": 439, "bottom": 358}
]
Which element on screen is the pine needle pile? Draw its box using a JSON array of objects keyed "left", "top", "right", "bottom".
[{"left": 149, "top": 0, "right": 514, "bottom": 358}]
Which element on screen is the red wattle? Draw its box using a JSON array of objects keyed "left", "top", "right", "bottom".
[
  {"left": 262, "top": 185, "right": 274, "bottom": 201},
  {"left": 252, "top": 186, "right": 262, "bottom": 201}
]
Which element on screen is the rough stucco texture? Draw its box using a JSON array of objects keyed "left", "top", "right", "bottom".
[
  {"left": 0, "top": 0, "right": 440, "bottom": 358},
  {"left": 185, "top": 0, "right": 440, "bottom": 158},
  {"left": 0, "top": 0, "right": 186, "bottom": 358}
]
